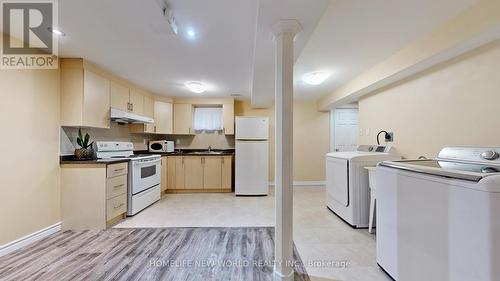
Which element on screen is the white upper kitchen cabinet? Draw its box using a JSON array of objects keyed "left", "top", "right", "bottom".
[
  {"left": 110, "top": 82, "right": 144, "bottom": 116},
  {"left": 60, "top": 59, "right": 110, "bottom": 129},
  {"left": 129, "top": 89, "right": 144, "bottom": 116},
  {"left": 154, "top": 101, "right": 173, "bottom": 134},
  {"left": 223, "top": 103, "right": 235, "bottom": 135},
  {"left": 173, "top": 103, "right": 194, "bottom": 135},
  {"left": 110, "top": 81, "right": 129, "bottom": 112}
]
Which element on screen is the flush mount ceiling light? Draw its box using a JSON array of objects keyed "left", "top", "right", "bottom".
[
  {"left": 186, "top": 28, "right": 196, "bottom": 40},
  {"left": 48, "top": 27, "right": 65, "bottom": 36},
  {"left": 185, "top": 81, "right": 206, "bottom": 93},
  {"left": 302, "top": 71, "right": 330, "bottom": 85}
]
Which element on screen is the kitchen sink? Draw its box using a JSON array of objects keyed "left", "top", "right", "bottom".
[{"left": 188, "top": 151, "right": 224, "bottom": 155}]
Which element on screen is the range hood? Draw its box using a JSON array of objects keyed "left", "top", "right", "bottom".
[{"left": 110, "top": 108, "right": 154, "bottom": 124}]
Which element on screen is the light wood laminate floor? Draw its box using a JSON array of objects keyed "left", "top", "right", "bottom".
[
  {"left": 0, "top": 227, "right": 309, "bottom": 281},
  {"left": 116, "top": 187, "right": 391, "bottom": 281}
]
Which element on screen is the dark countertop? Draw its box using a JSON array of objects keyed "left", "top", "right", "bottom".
[
  {"left": 139, "top": 149, "right": 235, "bottom": 157},
  {"left": 60, "top": 155, "right": 130, "bottom": 165},
  {"left": 60, "top": 149, "right": 235, "bottom": 165}
]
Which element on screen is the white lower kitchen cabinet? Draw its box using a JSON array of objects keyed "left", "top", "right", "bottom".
[
  {"left": 60, "top": 162, "right": 128, "bottom": 230},
  {"left": 161, "top": 155, "right": 233, "bottom": 193}
]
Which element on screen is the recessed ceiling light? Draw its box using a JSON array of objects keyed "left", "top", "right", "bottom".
[
  {"left": 48, "top": 27, "right": 65, "bottom": 36},
  {"left": 186, "top": 28, "right": 196, "bottom": 40},
  {"left": 302, "top": 71, "right": 330, "bottom": 85},
  {"left": 185, "top": 81, "right": 206, "bottom": 93}
]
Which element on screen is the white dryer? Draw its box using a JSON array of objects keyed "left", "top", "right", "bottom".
[{"left": 325, "top": 145, "right": 400, "bottom": 228}]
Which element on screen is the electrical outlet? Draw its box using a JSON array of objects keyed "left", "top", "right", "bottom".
[
  {"left": 386, "top": 132, "right": 394, "bottom": 142},
  {"left": 176, "top": 139, "right": 180, "bottom": 145},
  {"left": 143, "top": 139, "right": 149, "bottom": 145}
]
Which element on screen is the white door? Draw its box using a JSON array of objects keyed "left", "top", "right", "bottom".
[
  {"left": 334, "top": 109, "right": 358, "bottom": 152},
  {"left": 235, "top": 117, "right": 269, "bottom": 140},
  {"left": 235, "top": 141, "right": 269, "bottom": 195}
]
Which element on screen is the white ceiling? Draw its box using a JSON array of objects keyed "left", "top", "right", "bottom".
[
  {"left": 250, "top": 0, "right": 330, "bottom": 107},
  {"left": 293, "top": 0, "right": 479, "bottom": 102},
  {"left": 57, "top": 0, "right": 479, "bottom": 105},
  {"left": 59, "top": 0, "right": 257, "bottom": 97}
]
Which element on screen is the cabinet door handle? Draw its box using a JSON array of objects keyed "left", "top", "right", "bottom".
[
  {"left": 131, "top": 103, "right": 134, "bottom": 111},
  {"left": 113, "top": 184, "right": 125, "bottom": 189},
  {"left": 114, "top": 203, "right": 124, "bottom": 210}
]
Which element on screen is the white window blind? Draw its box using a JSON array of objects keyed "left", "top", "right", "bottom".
[{"left": 193, "top": 107, "right": 223, "bottom": 131}]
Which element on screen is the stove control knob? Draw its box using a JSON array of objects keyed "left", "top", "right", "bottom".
[
  {"left": 481, "top": 151, "right": 499, "bottom": 160},
  {"left": 482, "top": 167, "right": 499, "bottom": 173}
]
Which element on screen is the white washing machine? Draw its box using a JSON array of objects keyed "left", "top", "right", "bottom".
[
  {"left": 377, "top": 146, "right": 500, "bottom": 281},
  {"left": 325, "top": 145, "right": 400, "bottom": 228}
]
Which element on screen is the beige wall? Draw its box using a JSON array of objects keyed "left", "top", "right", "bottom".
[
  {"left": 293, "top": 100, "right": 330, "bottom": 181},
  {"left": 318, "top": 0, "right": 500, "bottom": 110},
  {"left": 0, "top": 68, "right": 61, "bottom": 245},
  {"left": 235, "top": 100, "right": 330, "bottom": 182},
  {"left": 359, "top": 39, "right": 500, "bottom": 159}
]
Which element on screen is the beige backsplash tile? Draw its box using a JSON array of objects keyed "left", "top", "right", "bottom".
[
  {"left": 60, "top": 123, "right": 235, "bottom": 155},
  {"left": 172, "top": 133, "right": 235, "bottom": 150}
]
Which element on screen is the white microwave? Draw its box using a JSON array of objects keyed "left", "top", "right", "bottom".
[{"left": 149, "top": 140, "right": 174, "bottom": 153}]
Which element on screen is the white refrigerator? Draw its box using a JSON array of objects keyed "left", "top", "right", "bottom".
[{"left": 235, "top": 117, "right": 269, "bottom": 195}]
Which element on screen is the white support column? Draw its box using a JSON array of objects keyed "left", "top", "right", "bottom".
[{"left": 272, "top": 19, "right": 302, "bottom": 281}]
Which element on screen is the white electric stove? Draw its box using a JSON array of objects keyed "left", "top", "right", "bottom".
[{"left": 96, "top": 141, "right": 161, "bottom": 216}]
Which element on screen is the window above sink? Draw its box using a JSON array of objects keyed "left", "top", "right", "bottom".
[{"left": 193, "top": 105, "right": 223, "bottom": 132}]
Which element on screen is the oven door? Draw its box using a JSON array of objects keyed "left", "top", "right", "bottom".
[{"left": 130, "top": 158, "right": 161, "bottom": 195}]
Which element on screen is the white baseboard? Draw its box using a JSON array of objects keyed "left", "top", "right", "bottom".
[
  {"left": 268, "top": 181, "right": 325, "bottom": 187},
  {"left": 0, "top": 222, "right": 62, "bottom": 257}
]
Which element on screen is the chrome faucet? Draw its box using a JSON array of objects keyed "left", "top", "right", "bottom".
[{"left": 208, "top": 146, "right": 212, "bottom": 152}]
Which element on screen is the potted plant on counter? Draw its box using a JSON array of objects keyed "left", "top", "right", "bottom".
[{"left": 75, "top": 129, "right": 95, "bottom": 160}]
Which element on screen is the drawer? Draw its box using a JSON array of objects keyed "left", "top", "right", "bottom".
[
  {"left": 107, "top": 162, "right": 128, "bottom": 178},
  {"left": 106, "top": 174, "right": 127, "bottom": 199},
  {"left": 106, "top": 194, "right": 127, "bottom": 221}
]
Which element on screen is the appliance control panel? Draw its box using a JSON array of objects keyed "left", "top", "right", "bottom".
[
  {"left": 358, "top": 145, "right": 394, "bottom": 153},
  {"left": 95, "top": 141, "right": 134, "bottom": 152},
  {"left": 438, "top": 147, "right": 500, "bottom": 164}
]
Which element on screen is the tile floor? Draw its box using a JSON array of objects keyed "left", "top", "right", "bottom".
[{"left": 115, "top": 187, "right": 391, "bottom": 281}]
